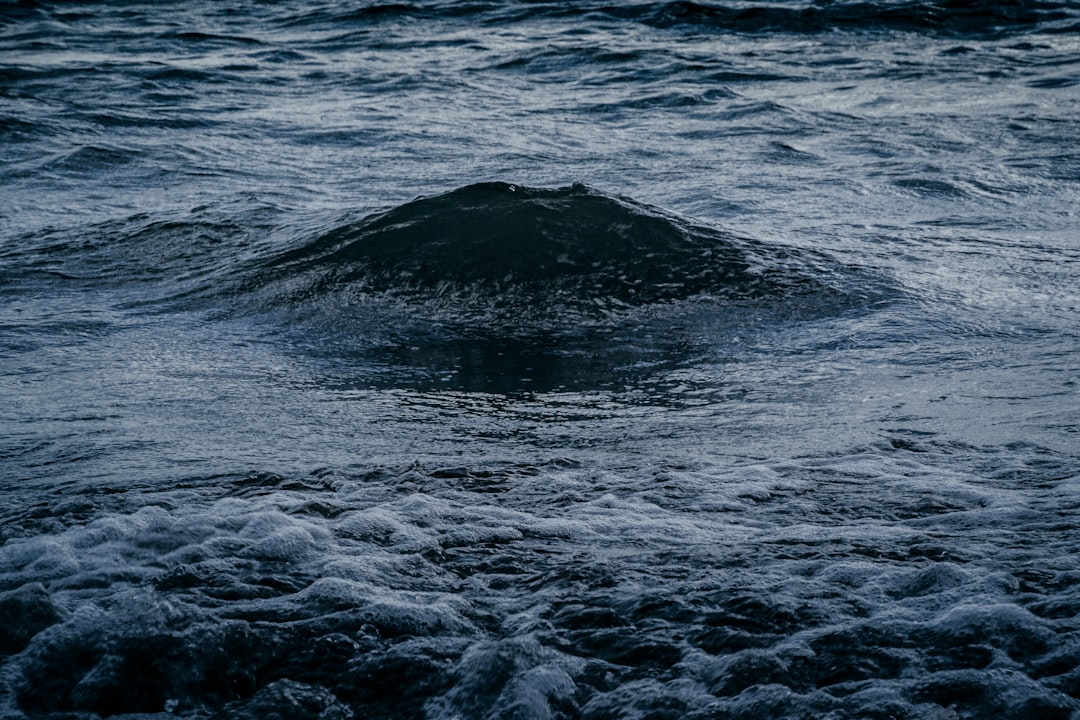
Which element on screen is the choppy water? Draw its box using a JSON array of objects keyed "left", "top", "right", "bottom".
[{"left": 2, "top": 2, "right": 1079, "bottom": 718}]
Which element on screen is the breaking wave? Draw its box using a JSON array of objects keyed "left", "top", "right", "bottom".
[{"left": 2, "top": 445, "right": 1078, "bottom": 719}]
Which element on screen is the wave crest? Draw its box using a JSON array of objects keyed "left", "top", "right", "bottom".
[{"left": 243, "top": 182, "right": 841, "bottom": 329}]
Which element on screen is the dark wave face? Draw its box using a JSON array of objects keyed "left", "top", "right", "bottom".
[
  {"left": 216, "top": 182, "right": 881, "bottom": 393},
  {"left": 268, "top": 182, "right": 757, "bottom": 301},
  {"left": 240, "top": 182, "right": 863, "bottom": 326}
]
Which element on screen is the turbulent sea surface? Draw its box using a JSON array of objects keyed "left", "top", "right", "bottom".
[{"left": 2, "top": 1, "right": 1080, "bottom": 718}]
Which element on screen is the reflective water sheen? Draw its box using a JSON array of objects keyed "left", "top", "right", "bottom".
[{"left": 1, "top": 1, "right": 1079, "bottom": 719}]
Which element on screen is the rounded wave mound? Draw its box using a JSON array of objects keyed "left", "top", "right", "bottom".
[
  {"left": 242, "top": 182, "right": 847, "bottom": 329},
  {"left": 218, "top": 182, "right": 888, "bottom": 393}
]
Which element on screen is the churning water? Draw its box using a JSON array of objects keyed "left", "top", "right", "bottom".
[{"left": 1, "top": 1, "right": 1079, "bottom": 718}]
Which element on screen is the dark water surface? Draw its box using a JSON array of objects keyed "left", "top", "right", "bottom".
[{"left": 2, "top": 1, "right": 1079, "bottom": 718}]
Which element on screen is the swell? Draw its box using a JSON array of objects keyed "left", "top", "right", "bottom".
[
  {"left": 264, "top": 182, "right": 758, "bottom": 301},
  {"left": 3, "top": 182, "right": 886, "bottom": 366},
  {"left": 4, "top": 183, "right": 892, "bottom": 393},
  {"left": 231, "top": 182, "right": 871, "bottom": 332}
]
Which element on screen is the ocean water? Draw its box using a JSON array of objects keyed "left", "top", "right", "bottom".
[{"left": 2, "top": 1, "right": 1079, "bottom": 718}]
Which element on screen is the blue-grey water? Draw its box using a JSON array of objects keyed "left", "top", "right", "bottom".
[{"left": 2, "top": 2, "right": 1079, "bottom": 718}]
